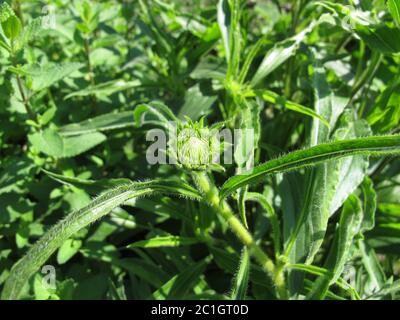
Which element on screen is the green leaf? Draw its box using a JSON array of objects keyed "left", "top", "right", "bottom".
[
  {"left": 217, "top": 0, "right": 241, "bottom": 77},
  {"left": 42, "top": 169, "right": 131, "bottom": 195},
  {"left": 0, "top": 157, "right": 35, "bottom": 195},
  {"left": 287, "top": 263, "right": 360, "bottom": 299},
  {"left": 220, "top": 134, "right": 400, "bottom": 198},
  {"left": 133, "top": 101, "right": 177, "bottom": 129},
  {"left": 14, "top": 17, "right": 45, "bottom": 52},
  {"left": 328, "top": 121, "right": 370, "bottom": 217},
  {"left": 388, "top": 0, "right": 400, "bottom": 28},
  {"left": 61, "top": 132, "right": 106, "bottom": 158},
  {"left": 1, "top": 180, "right": 201, "bottom": 300},
  {"left": 39, "top": 106, "right": 57, "bottom": 126},
  {"left": 357, "top": 239, "right": 386, "bottom": 294},
  {"left": 209, "top": 246, "right": 275, "bottom": 297},
  {"left": 253, "top": 89, "right": 330, "bottom": 128},
  {"left": 116, "top": 257, "right": 169, "bottom": 288},
  {"left": 152, "top": 259, "right": 208, "bottom": 300},
  {"left": 234, "top": 100, "right": 260, "bottom": 170},
  {"left": 33, "top": 274, "right": 53, "bottom": 300},
  {"left": 366, "top": 280, "right": 400, "bottom": 299},
  {"left": 2, "top": 15, "right": 21, "bottom": 40},
  {"left": 28, "top": 128, "right": 64, "bottom": 157},
  {"left": 367, "top": 76, "right": 400, "bottom": 133},
  {"left": 356, "top": 23, "right": 400, "bottom": 55},
  {"left": 250, "top": 21, "right": 318, "bottom": 86},
  {"left": 57, "top": 239, "right": 82, "bottom": 264},
  {"left": 59, "top": 111, "right": 135, "bottom": 136},
  {"left": 20, "top": 62, "right": 83, "bottom": 92},
  {"left": 127, "top": 236, "right": 200, "bottom": 248},
  {"left": 308, "top": 195, "right": 363, "bottom": 299},
  {"left": 360, "top": 176, "right": 377, "bottom": 234},
  {"left": 300, "top": 73, "right": 365, "bottom": 265},
  {"left": 317, "top": 1, "right": 400, "bottom": 54},
  {"left": 217, "top": 0, "right": 231, "bottom": 64},
  {"left": 246, "top": 192, "right": 281, "bottom": 256},
  {"left": 178, "top": 84, "right": 216, "bottom": 120},
  {"left": 279, "top": 58, "right": 349, "bottom": 294},
  {"left": 64, "top": 80, "right": 140, "bottom": 100},
  {"left": 230, "top": 247, "right": 250, "bottom": 300},
  {"left": 29, "top": 130, "right": 106, "bottom": 158}
]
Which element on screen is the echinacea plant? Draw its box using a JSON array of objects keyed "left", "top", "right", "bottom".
[{"left": 2, "top": 0, "right": 400, "bottom": 301}]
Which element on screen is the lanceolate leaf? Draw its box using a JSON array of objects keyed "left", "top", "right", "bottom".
[
  {"left": 280, "top": 57, "right": 352, "bottom": 294},
  {"left": 1, "top": 180, "right": 201, "bottom": 300},
  {"left": 127, "top": 236, "right": 201, "bottom": 248},
  {"left": 220, "top": 134, "right": 400, "bottom": 198},
  {"left": 308, "top": 195, "right": 363, "bottom": 299},
  {"left": 42, "top": 169, "right": 132, "bottom": 194},
  {"left": 64, "top": 80, "right": 140, "bottom": 100},
  {"left": 217, "top": 0, "right": 231, "bottom": 64},
  {"left": 252, "top": 89, "right": 330, "bottom": 128},
  {"left": 250, "top": 20, "right": 319, "bottom": 86},
  {"left": 152, "top": 259, "right": 208, "bottom": 300},
  {"left": 356, "top": 177, "right": 384, "bottom": 295},
  {"left": 230, "top": 247, "right": 250, "bottom": 300},
  {"left": 178, "top": 84, "right": 217, "bottom": 120},
  {"left": 287, "top": 264, "right": 360, "bottom": 299},
  {"left": 328, "top": 118, "right": 371, "bottom": 215},
  {"left": 246, "top": 192, "right": 281, "bottom": 256},
  {"left": 217, "top": 0, "right": 241, "bottom": 77},
  {"left": 281, "top": 57, "right": 343, "bottom": 294},
  {"left": 388, "top": 0, "right": 400, "bottom": 28},
  {"left": 330, "top": 196, "right": 364, "bottom": 280},
  {"left": 359, "top": 176, "right": 377, "bottom": 234},
  {"left": 357, "top": 239, "right": 386, "bottom": 294},
  {"left": 133, "top": 102, "right": 177, "bottom": 129},
  {"left": 59, "top": 111, "right": 135, "bottom": 136},
  {"left": 209, "top": 246, "right": 275, "bottom": 297},
  {"left": 367, "top": 76, "right": 400, "bottom": 133}
]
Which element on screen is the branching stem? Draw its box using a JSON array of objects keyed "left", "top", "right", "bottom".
[
  {"left": 11, "top": 54, "right": 37, "bottom": 122},
  {"left": 191, "top": 171, "right": 288, "bottom": 299}
]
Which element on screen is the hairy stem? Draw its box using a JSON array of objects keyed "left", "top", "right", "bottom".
[
  {"left": 191, "top": 171, "right": 288, "bottom": 299},
  {"left": 221, "top": 134, "right": 400, "bottom": 198}
]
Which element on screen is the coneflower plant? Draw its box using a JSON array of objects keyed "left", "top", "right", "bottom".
[{"left": 1, "top": 0, "right": 400, "bottom": 300}]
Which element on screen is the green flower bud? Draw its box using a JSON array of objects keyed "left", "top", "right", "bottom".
[{"left": 172, "top": 118, "right": 222, "bottom": 171}]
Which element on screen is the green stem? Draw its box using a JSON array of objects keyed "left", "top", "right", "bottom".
[
  {"left": 83, "top": 36, "right": 97, "bottom": 110},
  {"left": 11, "top": 54, "right": 37, "bottom": 122},
  {"left": 350, "top": 51, "right": 382, "bottom": 102},
  {"left": 191, "top": 171, "right": 288, "bottom": 299},
  {"left": 16, "top": 74, "right": 36, "bottom": 121}
]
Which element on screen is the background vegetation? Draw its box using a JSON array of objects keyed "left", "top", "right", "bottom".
[{"left": 0, "top": 0, "right": 400, "bottom": 300}]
